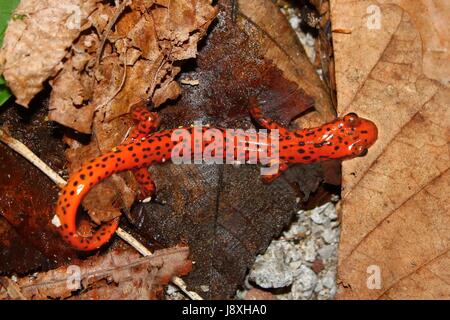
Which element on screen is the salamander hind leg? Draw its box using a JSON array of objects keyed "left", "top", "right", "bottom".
[{"left": 248, "top": 97, "right": 289, "bottom": 135}]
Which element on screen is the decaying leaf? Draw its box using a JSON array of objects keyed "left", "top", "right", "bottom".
[
  {"left": 238, "top": 0, "right": 335, "bottom": 127},
  {"left": 0, "top": 0, "right": 101, "bottom": 107},
  {"left": 0, "top": 246, "right": 191, "bottom": 300},
  {"left": 332, "top": 0, "right": 450, "bottom": 299}
]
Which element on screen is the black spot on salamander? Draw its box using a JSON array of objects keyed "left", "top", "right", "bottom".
[
  {"left": 302, "top": 156, "right": 311, "bottom": 160},
  {"left": 128, "top": 146, "right": 134, "bottom": 151},
  {"left": 298, "top": 149, "right": 305, "bottom": 154}
]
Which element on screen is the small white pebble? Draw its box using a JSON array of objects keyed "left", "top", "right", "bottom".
[{"left": 200, "top": 285, "right": 210, "bottom": 292}]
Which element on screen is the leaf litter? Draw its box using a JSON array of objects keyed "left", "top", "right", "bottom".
[{"left": 0, "top": 0, "right": 340, "bottom": 299}]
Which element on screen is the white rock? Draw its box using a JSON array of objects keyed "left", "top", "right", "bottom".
[
  {"left": 248, "top": 246, "right": 294, "bottom": 289},
  {"left": 318, "top": 245, "right": 335, "bottom": 260},
  {"left": 314, "top": 281, "right": 323, "bottom": 293},
  {"left": 303, "top": 240, "right": 317, "bottom": 262},
  {"left": 289, "top": 260, "right": 303, "bottom": 276},
  {"left": 291, "top": 265, "right": 318, "bottom": 299},
  {"left": 322, "top": 228, "right": 338, "bottom": 244},
  {"left": 329, "top": 286, "right": 337, "bottom": 298},
  {"left": 326, "top": 204, "right": 339, "bottom": 220},
  {"left": 317, "top": 288, "right": 331, "bottom": 300},
  {"left": 322, "top": 271, "right": 336, "bottom": 289},
  {"left": 283, "top": 224, "right": 307, "bottom": 239},
  {"left": 200, "top": 285, "right": 210, "bottom": 292},
  {"left": 284, "top": 243, "right": 302, "bottom": 263},
  {"left": 310, "top": 203, "right": 332, "bottom": 225}
]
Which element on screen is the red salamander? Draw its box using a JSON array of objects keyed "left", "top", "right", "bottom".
[{"left": 54, "top": 100, "right": 378, "bottom": 250}]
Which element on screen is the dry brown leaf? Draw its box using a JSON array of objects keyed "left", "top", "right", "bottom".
[
  {"left": 331, "top": 0, "right": 450, "bottom": 299},
  {"left": 45, "top": 0, "right": 216, "bottom": 223},
  {"left": 0, "top": 246, "right": 191, "bottom": 300},
  {"left": 0, "top": 0, "right": 101, "bottom": 107},
  {"left": 238, "top": 0, "right": 335, "bottom": 127}
]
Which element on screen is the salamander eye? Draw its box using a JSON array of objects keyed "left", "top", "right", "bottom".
[{"left": 343, "top": 113, "right": 360, "bottom": 127}]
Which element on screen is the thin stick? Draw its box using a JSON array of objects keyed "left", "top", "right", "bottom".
[
  {"left": 93, "top": 0, "right": 130, "bottom": 72},
  {"left": 0, "top": 128, "right": 203, "bottom": 300},
  {"left": 115, "top": 228, "right": 203, "bottom": 300}
]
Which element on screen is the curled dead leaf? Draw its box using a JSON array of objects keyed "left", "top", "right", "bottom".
[{"left": 0, "top": 0, "right": 102, "bottom": 107}]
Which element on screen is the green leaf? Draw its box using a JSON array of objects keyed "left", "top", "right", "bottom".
[
  {"left": 0, "top": 0, "right": 20, "bottom": 106},
  {"left": 0, "top": 0, "right": 21, "bottom": 47},
  {"left": 0, "top": 84, "right": 11, "bottom": 105}
]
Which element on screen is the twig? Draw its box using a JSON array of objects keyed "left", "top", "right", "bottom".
[
  {"left": 115, "top": 228, "right": 203, "bottom": 300},
  {"left": 0, "top": 128, "right": 203, "bottom": 300},
  {"left": 94, "top": 0, "right": 130, "bottom": 72}
]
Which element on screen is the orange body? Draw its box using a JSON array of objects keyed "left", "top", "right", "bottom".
[{"left": 55, "top": 106, "right": 378, "bottom": 251}]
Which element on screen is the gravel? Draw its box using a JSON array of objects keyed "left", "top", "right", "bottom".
[{"left": 238, "top": 201, "right": 341, "bottom": 300}]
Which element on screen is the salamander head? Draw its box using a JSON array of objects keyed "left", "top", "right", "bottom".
[
  {"left": 326, "top": 113, "right": 378, "bottom": 159},
  {"left": 286, "top": 113, "right": 378, "bottom": 162}
]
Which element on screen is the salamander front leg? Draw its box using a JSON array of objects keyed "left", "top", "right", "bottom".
[{"left": 126, "top": 105, "right": 161, "bottom": 142}]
